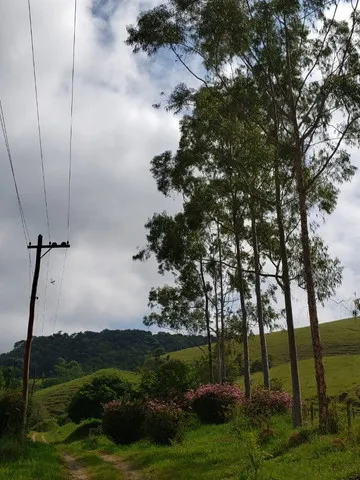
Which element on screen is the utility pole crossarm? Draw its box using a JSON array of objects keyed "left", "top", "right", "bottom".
[{"left": 28, "top": 241, "right": 70, "bottom": 249}]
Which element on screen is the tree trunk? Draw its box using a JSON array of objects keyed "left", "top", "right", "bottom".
[
  {"left": 234, "top": 223, "right": 251, "bottom": 399},
  {"left": 250, "top": 206, "right": 270, "bottom": 389},
  {"left": 294, "top": 145, "right": 328, "bottom": 431},
  {"left": 200, "top": 258, "right": 214, "bottom": 383},
  {"left": 217, "top": 223, "right": 226, "bottom": 382},
  {"left": 274, "top": 150, "right": 303, "bottom": 427},
  {"left": 214, "top": 273, "right": 222, "bottom": 383}
]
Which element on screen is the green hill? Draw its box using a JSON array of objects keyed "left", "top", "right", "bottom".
[
  {"left": 248, "top": 354, "right": 360, "bottom": 400},
  {"left": 0, "top": 329, "right": 208, "bottom": 377},
  {"left": 169, "top": 317, "right": 360, "bottom": 366},
  {"left": 34, "top": 368, "right": 137, "bottom": 417}
]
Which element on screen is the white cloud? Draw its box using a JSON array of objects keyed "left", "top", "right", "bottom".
[{"left": 0, "top": 0, "right": 359, "bottom": 355}]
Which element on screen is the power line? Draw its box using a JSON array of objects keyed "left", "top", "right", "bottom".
[
  {"left": 0, "top": 100, "right": 30, "bottom": 244},
  {"left": 53, "top": 0, "right": 78, "bottom": 331},
  {"left": 53, "top": 250, "right": 68, "bottom": 333},
  {"left": 67, "top": 0, "right": 78, "bottom": 240},
  {"left": 0, "top": 99, "right": 33, "bottom": 285},
  {"left": 27, "top": 0, "right": 51, "bottom": 242},
  {"left": 41, "top": 252, "right": 51, "bottom": 335}
]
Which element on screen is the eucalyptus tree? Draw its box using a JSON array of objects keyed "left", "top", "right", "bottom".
[
  {"left": 127, "top": 0, "right": 360, "bottom": 429},
  {"left": 133, "top": 210, "right": 217, "bottom": 381}
]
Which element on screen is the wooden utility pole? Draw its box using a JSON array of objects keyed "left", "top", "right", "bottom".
[{"left": 22, "top": 234, "right": 70, "bottom": 436}]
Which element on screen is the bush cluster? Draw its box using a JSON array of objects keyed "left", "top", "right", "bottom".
[
  {"left": 67, "top": 374, "right": 132, "bottom": 423},
  {"left": 186, "top": 384, "right": 244, "bottom": 424},
  {"left": 243, "top": 388, "right": 292, "bottom": 421},
  {"left": 139, "top": 359, "right": 196, "bottom": 405},
  {"left": 102, "top": 399, "right": 144, "bottom": 445},
  {"left": 144, "top": 400, "right": 184, "bottom": 445},
  {"left": 0, "top": 391, "right": 24, "bottom": 438}
]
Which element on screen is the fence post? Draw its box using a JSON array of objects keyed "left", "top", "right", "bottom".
[
  {"left": 347, "top": 403, "right": 352, "bottom": 429},
  {"left": 310, "top": 403, "right": 314, "bottom": 425}
]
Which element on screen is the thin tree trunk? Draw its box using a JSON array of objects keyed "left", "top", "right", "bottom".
[
  {"left": 283, "top": 17, "right": 328, "bottom": 430},
  {"left": 214, "top": 273, "right": 222, "bottom": 383},
  {"left": 217, "top": 223, "right": 226, "bottom": 382},
  {"left": 250, "top": 206, "right": 270, "bottom": 389},
  {"left": 200, "top": 258, "right": 214, "bottom": 383},
  {"left": 274, "top": 147, "right": 303, "bottom": 427},
  {"left": 294, "top": 145, "right": 328, "bottom": 431},
  {"left": 234, "top": 221, "right": 251, "bottom": 399}
]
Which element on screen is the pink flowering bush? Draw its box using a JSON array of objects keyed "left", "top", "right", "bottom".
[
  {"left": 102, "top": 399, "right": 145, "bottom": 444},
  {"left": 186, "top": 384, "right": 244, "bottom": 424},
  {"left": 145, "top": 400, "right": 184, "bottom": 445},
  {"left": 243, "top": 387, "right": 292, "bottom": 421}
]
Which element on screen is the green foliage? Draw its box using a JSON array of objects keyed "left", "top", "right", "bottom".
[
  {"left": 270, "top": 378, "right": 284, "bottom": 392},
  {"left": 188, "top": 384, "right": 244, "bottom": 425},
  {"left": 145, "top": 400, "right": 184, "bottom": 445},
  {"left": 53, "top": 357, "right": 83, "bottom": 382},
  {"left": 64, "top": 418, "right": 102, "bottom": 443},
  {"left": 139, "top": 359, "right": 196, "bottom": 403},
  {"left": 28, "top": 399, "right": 55, "bottom": 432},
  {"left": 0, "top": 391, "right": 24, "bottom": 438},
  {"left": 0, "top": 330, "right": 207, "bottom": 377},
  {"left": 287, "top": 428, "right": 314, "bottom": 449},
  {"left": 0, "top": 438, "right": 64, "bottom": 480},
  {"left": 0, "top": 367, "right": 21, "bottom": 390},
  {"left": 242, "top": 388, "right": 292, "bottom": 425},
  {"left": 67, "top": 374, "right": 132, "bottom": 423},
  {"left": 35, "top": 368, "right": 137, "bottom": 417},
  {"left": 102, "top": 399, "right": 145, "bottom": 445}
]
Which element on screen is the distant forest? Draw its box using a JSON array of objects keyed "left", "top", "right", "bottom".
[{"left": 0, "top": 329, "right": 207, "bottom": 377}]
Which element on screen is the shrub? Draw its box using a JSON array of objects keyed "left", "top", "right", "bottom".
[
  {"left": 139, "top": 359, "right": 196, "bottom": 405},
  {"left": 0, "top": 436, "right": 27, "bottom": 462},
  {"left": 145, "top": 400, "right": 184, "bottom": 445},
  {"left": 186, "top": 384, "right": 244, "bottom": 424},
  {"left": 67, "top": 374, "right": 132, "bottom": 423},
  {"left": 65, "top": 419, "right": 102, "bottom": 443},
  {"left": 327, "top": 400, "right": 342, "bottom": 434},
  {"left": 0, "top": 391, "right": 24, "bottom": 438},
  {"left": 28, "top": 400, "right": 55, "bottom": 432},
  {"left": 258, "top": 427, "right": 276, "bottom": 445},
  {"left": 243, "top": 388, "right": 292, "bottom": 422},
  {"left": 270, "top": 378, "right": 284, "bottom": 392},
  {"left": 102, "top": 400, "right": 144, "bottom": 444},
  {"left": 287, "top": 428, "right": 313, "bottom": 448}
]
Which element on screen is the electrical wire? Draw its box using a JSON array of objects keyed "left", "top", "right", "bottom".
[
  {"left": 41, "top": 252, "right": 51, "bottom": 335},
  {"left": 67, "top": 0, "right": 78, "bottom": 240},
  {"left": 53, "top": 0, "right": 78, "bottom": 332},
  {"left": 53, "top": 250, "right": 68, "bottom": 333},
  {"left": 0, "top": 99, "right": 33, "bottom": 286},
  {"left": 27, "top": 0, "right": 51, "bottom": 242}
]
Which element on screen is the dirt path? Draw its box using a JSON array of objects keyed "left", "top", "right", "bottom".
[
  {"left": 99, "top": 453, "right": 145, "bottom": 480},
  {"left": 62, "top": 453, "right": 89, "bottom": 480}
]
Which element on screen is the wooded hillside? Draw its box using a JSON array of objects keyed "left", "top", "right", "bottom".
[{"left": 0, "top": 329, "right": 207, "bottom": 376}]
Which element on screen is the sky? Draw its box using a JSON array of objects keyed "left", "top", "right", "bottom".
[{"left": 0, "top": 0, "right": 359, "bottom": 354}]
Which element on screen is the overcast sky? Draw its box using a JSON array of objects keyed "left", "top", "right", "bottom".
[{"left": 0, "top": 0, "right": 359, "bottom": 354}]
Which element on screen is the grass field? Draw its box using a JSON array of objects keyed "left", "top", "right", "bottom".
[
  {"left": 0, "top": 438, "right": 64, "bottom": 480},
  {"left": 42, "top": 415, "right": 360, "bottom": 480},
  {"left": 35, "top": 368, "right": 138, "bottom": 416},
  {"left": 246, "top": 354, "right": 360, "bottom": 400},
  {"left": 170, "top": 317, "right": 360, "bottom": 366}
]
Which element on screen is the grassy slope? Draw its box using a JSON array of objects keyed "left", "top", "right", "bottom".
[
  {"left": 170, "top": 317, "right": 360, "bottom": 366},
  {"left": 0, "top": 439, "right": 64, "bottom": 480},
  {"left": 45, "top": 416, "right": 360, "bottom": 480},
  {"left": 247, "top": 354, "right": 360, "bottom": 399},
  {"left": 35, "top": 368, "right": 138, "bottom": 417}
]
